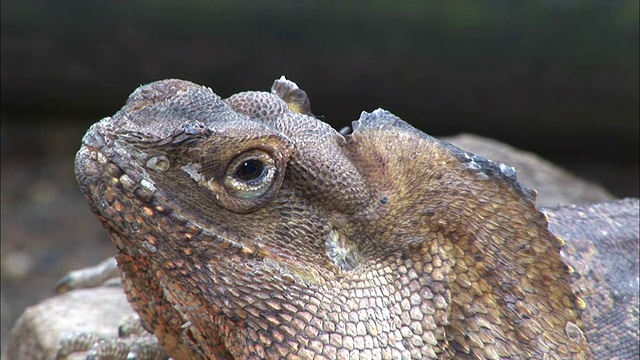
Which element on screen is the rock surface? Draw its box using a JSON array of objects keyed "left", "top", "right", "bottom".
[{"left": 2, "top": 287, "right": 134, "bottom": 360}]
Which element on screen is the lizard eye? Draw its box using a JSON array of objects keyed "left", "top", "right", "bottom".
[
  {"left": 234, "top": 159, "right": 265, "bottom": 182},
  {"left": 223, "top": 150, "right": 277, "bottom": 199}
]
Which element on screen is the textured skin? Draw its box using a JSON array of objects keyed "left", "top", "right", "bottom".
[
  {"left": 545, "top": 199, "right": 639, "bottom": 359},
  {"left": 74, "top": 78, "right": 622, "bottom": 359}
]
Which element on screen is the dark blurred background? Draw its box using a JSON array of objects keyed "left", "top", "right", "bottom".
[{"left": 1, "top": 0, "right": 638, "bottom": 349}]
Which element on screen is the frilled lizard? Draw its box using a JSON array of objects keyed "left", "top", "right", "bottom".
[{"left": 67, "top": 77, "right": 638, "bottom": 359}]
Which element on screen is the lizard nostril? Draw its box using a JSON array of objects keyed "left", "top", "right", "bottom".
[{"left": 146, "top": 155, "right": 170, "bottom": 173}]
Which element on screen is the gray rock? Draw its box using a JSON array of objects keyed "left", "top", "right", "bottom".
[{"left": 2, "top": 287, "right": 135, "bottom": 360}]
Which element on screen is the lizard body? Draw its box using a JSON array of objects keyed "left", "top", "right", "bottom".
[
  {"left": 73, "top": 78, "right": 637, "bottom": 359},
  {"left": 545, "top": 199, "right": 639, "bottom": 359}
]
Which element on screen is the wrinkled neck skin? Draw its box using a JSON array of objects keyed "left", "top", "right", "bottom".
[{"left": 75, "top": 79, "right": 591, "bottom": 359}]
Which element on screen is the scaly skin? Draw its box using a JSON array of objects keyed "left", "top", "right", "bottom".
[{"left": 75, "top": 78, "right": 595, "bottom": 359}]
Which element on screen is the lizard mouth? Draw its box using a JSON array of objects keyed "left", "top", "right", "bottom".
[
  {"left": 76, "top": 124, "right": 332, "bottom": 290},
  {"left": 74, "top": 120, "right": 301, "bottom": 272},
  {"left": 75, "top": 120, "right": 229, "bottom": 257}
]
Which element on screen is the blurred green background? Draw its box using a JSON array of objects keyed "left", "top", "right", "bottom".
[{"left": 1, "top": 0, "right": 638, "bottom": 349}]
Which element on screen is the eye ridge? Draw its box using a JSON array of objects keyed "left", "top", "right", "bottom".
[{"left": 235, "top": 159, "right": 265, "bottom": 182}]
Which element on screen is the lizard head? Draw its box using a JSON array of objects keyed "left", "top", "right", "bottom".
[{"left": 75, "top": 78, "right": 591, "bottom": 358}]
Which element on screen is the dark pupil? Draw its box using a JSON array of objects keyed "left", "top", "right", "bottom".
[{"left": 235, "top": 159, "right": 264, "bottom": 181}]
